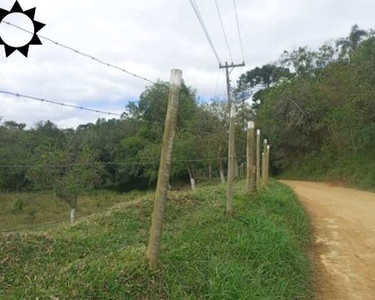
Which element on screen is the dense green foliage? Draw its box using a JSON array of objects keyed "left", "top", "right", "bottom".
[
  {"left": 1, "top": 181, "right": 312, "bottom": 299},
  {"left": 0, "top": 81, "right": 251, "bottom": 195},
  {"left": 238, "top": 25, "right": 375, "bottom": 188}
]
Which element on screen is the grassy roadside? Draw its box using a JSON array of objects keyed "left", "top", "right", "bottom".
[
  {"left": 0, "top": 190, "right": 148, "bottom": 232},
  {"left": 280, "top": 152, "right": 375, "bottom": 192},
  {"left": 0, "top": 180, "right": 312, "bottom": 299}
]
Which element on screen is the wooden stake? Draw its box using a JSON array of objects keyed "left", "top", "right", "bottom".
[
  {"left": 266, "top": 145, "right": 270, "bottom": 186},
  {"left": 246, "top": 121, "right": 256, "bottom": 193},
  {"left": 146, "top": 69, "right": 182, "bottom": 270}
]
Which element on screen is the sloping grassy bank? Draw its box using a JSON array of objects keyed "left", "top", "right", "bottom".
[
  {"left": 0, "top": 190, "right": 147, "bottom": 232},
  {"left": 0, "top": 181, "right": 312, "bottom": 299},
  {"left": 281, "top": 151, "right": 375, "bottom": 191}
]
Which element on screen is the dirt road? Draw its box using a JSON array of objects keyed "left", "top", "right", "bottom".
[{"left": 282, "top": 181, "right": 375, "bottom": 300}]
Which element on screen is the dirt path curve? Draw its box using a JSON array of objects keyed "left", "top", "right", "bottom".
[{"left": 282, "top": 181, "right": 375, "bottom": 300}]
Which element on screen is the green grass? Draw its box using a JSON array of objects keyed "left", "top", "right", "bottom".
[
  {"left": 0, "top": 190, "right": 147, "bottom": 232},
  {"left": 0, "top": 180, "right": 312, "bottom": 299},
  {"left": 281, "top": 150, "right": 375, "bottom": 191}
]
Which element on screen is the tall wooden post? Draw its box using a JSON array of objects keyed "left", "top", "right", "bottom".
[
  {"left": 256, "top": 129, "right": 261, "bottom": 190},
  {"left": 227, "top": 104, "right": 236, "bottom": 214},
  {"left": 146, "top": 69, "right": 182, "bottom": 270},
  {"left": 266, "top": 145, "right": 270, "bottom": 186},
  {"left": 246, "top": 121, "right": 256, "bottom": 193},
  {"left": 262, "top": 139, "right": 267, "bottom": 187}
]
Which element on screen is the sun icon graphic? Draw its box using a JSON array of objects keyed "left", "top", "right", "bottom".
[{"left": 0, "top": 1, "right": 45, "bottom": 57}]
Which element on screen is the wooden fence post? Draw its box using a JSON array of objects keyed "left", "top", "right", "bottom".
[
  {"left": 246, "top": 121, "right": 255, "bottom": 193},
  {"left": 146, "top": 69, "right": 182, "bottom": 270}
]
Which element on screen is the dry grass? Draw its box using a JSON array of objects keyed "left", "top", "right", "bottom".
[{"left": 0, "top": 190, "right": 148, "bottom": 232}]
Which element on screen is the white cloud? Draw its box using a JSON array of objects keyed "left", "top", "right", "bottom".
[{"left": 1, "top": 0, "right": 374, "bottom": 127}]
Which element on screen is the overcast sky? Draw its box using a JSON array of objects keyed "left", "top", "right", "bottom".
[{"left": 0, "top": 0, "right": 374, "bottom": 128}]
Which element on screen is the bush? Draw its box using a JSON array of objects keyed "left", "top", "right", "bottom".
[
  {"left": 26, "top": 208, "right": 37, "bottom": 222},
  {"left": 11, "top": 199, "right": 24, "bottom": 214}
]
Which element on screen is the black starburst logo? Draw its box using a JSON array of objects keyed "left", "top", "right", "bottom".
[{"left": 0, "top": 1, "right": 45, "bottom": 57}]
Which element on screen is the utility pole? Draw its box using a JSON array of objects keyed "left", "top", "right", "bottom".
[
  {"left": 246, "top": 121, "right": 256, "bottom": 193},
  {"left": 220, "top": 61, "right": 245, "bottom": 214},
  {"left": 147, "top": 69, "right": 182, "bottom": 270},
  {"left": 256, "top": 129, "right": 261, "bottom": 190},
  {"left": 226, "top": 103, "right": 236, "bottom": 213}
]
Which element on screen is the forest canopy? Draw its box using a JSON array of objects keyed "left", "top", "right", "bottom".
[
  {"left": 2, "top": 24, "right": 375, "bottom": 192},
  {"left": 0, "top": 81, "right": 252, "bottom": 194},
  {"left": 237, "top": 25, "right": 375, "bottom": 187}
]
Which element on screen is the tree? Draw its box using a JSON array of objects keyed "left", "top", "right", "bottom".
[
  {"left": 236, "top": 64, "right": 292, "bottom": 112},
  {"left": 27, "top": 146, "right": 102, "bottom": 224},
  {"left": 253, "top": 25, "right": 375, "bottom": 185},
  {"left": 281, "top": 47, "right": 317, "bottom": 77},
  {"left": 237, "top": 65, "right": 291, "bottom": 90},
  {"left": 336, "top": 24, "right": 368, "bottom": 59},
  {"left": 197, "top": 100, "right": 230, "bottom": 183},
  {"left": 173, "top": 132, "right": 203, "bottom": 190},
  {"left": 126, "top": 80, "right": 197, "bottom": 141}
]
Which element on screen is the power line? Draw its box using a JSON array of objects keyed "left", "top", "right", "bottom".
[
  {"left": 233, "top": 0, "right": 245, "bottom": 62},
  {"left": 189, "top": 0, "right": 222, "bottom": 65},
  {"left": 215, "top": 0, "right": 233, "bottom": 62},
  {"left": 214, "top": 69, "right": 221, "bottom": 99},
  {"left": 1, "top": 21, "right": 155, "bottom": 84}
]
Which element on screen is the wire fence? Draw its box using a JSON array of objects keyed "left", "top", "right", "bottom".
[
  {"left": 0, "top": 4, "right": 250, "bottom": 236},
  {"left": 0, "top": 156, "right": 247, "bottom": 169},
  {"left": 0, "top": 158, "right": 248, "bottom": 234},
  {"left": 1, "top": 202, "right": 135, "bottom": 234},
  {"left": 0, "top": 159, "right": 249, "bottom": 234},
  {"left": 0, "top": 89, "right": 240, "bottom": 139}
]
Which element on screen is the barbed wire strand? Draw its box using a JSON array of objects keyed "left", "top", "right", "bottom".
[
  {"left": 0, "top": 89, "right": 124, "bottom": 117},
  {"left": 1, "top": 156, "right": 247, "bottom": 233},
  {"left": 1, "top": 204, "right": 131, "bottom": 233},
  {"left": 0, "top": 156, "right": 246, "bottom": 169},
  {"left": 0, "top": 89, "right": 235, "bottom": 139},
  {"left": 1, "top": 21, "right": 155, "bottom": 84}
]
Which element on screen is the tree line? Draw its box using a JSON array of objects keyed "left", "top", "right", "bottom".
[
  {"left": 0, "top": 81, "right": 254, "bottom": 201},
  {"left": 4, "top": 24, "right": 370, "bottom": 205},
  {"left": 236, "top": 25, "right": 375, "bottom": 187}
]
